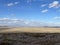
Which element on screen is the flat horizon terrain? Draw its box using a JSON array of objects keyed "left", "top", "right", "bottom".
[{"left": 0, "top": 27, "right": 60, "bottom": 33}]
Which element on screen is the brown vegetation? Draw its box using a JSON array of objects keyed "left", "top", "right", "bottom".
[{"left": 0, "top": 33, "right": 60, "bottom": 45}]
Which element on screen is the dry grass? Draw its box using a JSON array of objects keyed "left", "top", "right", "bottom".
[{"left": 0, "top": 27, "right": 60, "bottom": 33}]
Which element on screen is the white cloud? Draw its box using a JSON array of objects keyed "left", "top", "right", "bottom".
[
  {"left": 0, "top": 17, "right": 60, "bottom": 26},
  {"left": 47, "top": 22, "right": 60, "bottom": 26},
  {"left": 14, "top": 2, "right": 19, "bottom": 4},
  {"left": 53, "top": 16, "right": 60, "bottom": 19},
  {"left": 7, "top": 3, "right": 14, "bottom": 6},
  {"left": 0, "top": 18, "right": 20, "bottom": 23},
  {"left": 41, "top": 9, "right": 48, "bottom": 13},
  {"left": 41, "top": 4, "right": 46, "bottom": 7},
  {"left": 7, "top": 2, "right": 19, "bottom": 6},
  {"left": 49, "top": 1, "right": 60, "bottom": 8},
  {"left": 0, "top": 18, "right": 41, "bottom": 26}
]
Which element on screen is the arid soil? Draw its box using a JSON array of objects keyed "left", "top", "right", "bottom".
[
  {"left": 0, "top": 27, "right": 60, "bottom": 33},
  {"left": 0, "top": 33, "right": 60, "bottom": 45}
]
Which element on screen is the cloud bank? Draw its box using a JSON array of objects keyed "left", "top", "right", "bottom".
[
  {"left": 6, "top": 2, "right": 19, "bottom": 7},
  {"left": 0, "top": 18, "right": 41, "bottom": 26},
  {"left": 0, "top": 17, "right": 60, "bottom": 26}
]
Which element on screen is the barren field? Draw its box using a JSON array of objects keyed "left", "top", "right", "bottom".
[
  {"left": 0, "top": 27, "right": 60, "bottom": 33},
  {"left": 0, "top": 27, "right": 60, "bottom": 45}
]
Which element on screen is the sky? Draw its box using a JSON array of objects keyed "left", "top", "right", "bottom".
[{"left": 0, "top": 0, "right": 60, "bottom": 26}]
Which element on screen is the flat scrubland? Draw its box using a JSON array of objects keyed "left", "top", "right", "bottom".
[
  {"left": 0, "top": 27, "right": 60, "bottom": 33},
  {"left": 0, "top": 27, "right": 60, "bottom": 45},
  {"left": 0, "top": 33, "right": 60, "bottom": 45}
]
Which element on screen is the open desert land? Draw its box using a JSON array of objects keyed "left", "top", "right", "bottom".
[
  {"left": 0, "top": 27, "right": 60, "bottom": 45},
  {"left": 0, "top": 27, "right": 60, "bottom": 33}
]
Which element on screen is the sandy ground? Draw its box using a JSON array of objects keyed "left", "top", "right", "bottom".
[{"left": 0, "top": 27, "right": 60, "bottom": 33}]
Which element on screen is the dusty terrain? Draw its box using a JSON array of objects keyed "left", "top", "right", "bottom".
[
  {"left": 0, "top": 27, "right": 60, "bottom": 45},
  {"left": 0, "top": 27, "right": 60, "bottom": 33}
]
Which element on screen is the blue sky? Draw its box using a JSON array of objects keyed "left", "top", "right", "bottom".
[{"left": 0, "top": 0, "right": 60, "bottom": 26}]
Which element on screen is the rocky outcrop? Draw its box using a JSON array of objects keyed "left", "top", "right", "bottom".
[{"left": 0, "top": 33, "right": 60, "bottom": 45}]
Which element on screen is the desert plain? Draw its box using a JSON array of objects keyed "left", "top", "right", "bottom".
[
  {"left": 0, "top": 27, "right": 60, "bottom": 45},
  {"left": 0, "top": 27, "right": 60, "bottom": 33}
]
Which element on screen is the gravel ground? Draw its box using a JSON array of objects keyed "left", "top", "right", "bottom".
[{"left": 0, "top": 33, "right": 60, "bottom": 45}]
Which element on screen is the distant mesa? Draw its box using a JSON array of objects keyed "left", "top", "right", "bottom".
[{"left": 0, "top": 25, "right": 60, "bottom": 28}]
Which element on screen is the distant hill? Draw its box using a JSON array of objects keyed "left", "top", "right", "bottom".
[{"left": 43, "top": 26, "right": 60, "bottom": 28}]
